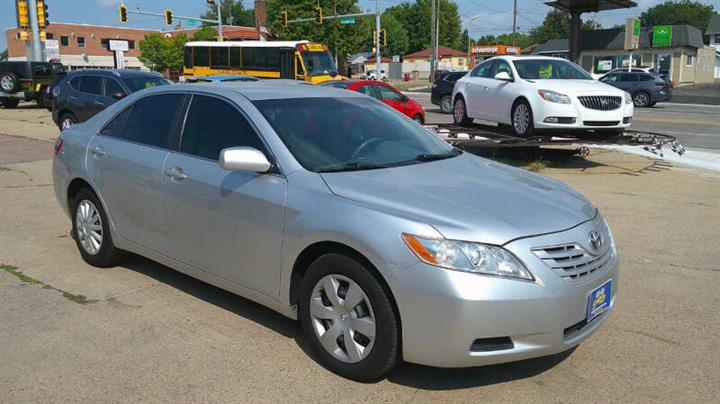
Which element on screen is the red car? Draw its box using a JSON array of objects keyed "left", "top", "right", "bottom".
[{"left": 320, "top": 80, "right": 425, "bottom": 124}]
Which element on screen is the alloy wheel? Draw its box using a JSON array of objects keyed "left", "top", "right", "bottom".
[
  {"left": 633, "top": 92, "right": 649, "bottom": 107},
  {"left": 309, "top": 274, "right": 376, "bottom": 363},
  {"left": 513, "top": 103, "right": 530, "bottom": 134},
  {"left": 440, "top": 96, "right": 452, "bottom": 113},
  {"left": 454, "top": 99, "right": 465, "bottom": 124},
  {"left": 75, "top": 199, "right": 103, "bottom": 255},
  {"left": 0, "top": 76, "right": 13, "bottom": 91}
]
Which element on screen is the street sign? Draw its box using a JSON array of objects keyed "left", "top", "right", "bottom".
[
  {"left": 44, "top": 39, "right": 60, "bottom": 62},
  {"left": 108, "top": 40, "right": 129, "bottom": 52},
  {"left": 653, "top": 25, "right": 672, "bottom": 47},
  {"left": 340, "top": 17, "right": 355, "bottom": 24},
  {"left": 187, "top": 20, "right": 198, "bottom": 27}
]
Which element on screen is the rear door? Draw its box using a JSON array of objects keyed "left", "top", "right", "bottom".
[
  {"left": 86, "top": 93, "right": 185, "bottom": 251},
  {"left": 76, "top": 76, "right": 104, "bottom": 121},
  {"left": 162, "top": 94, "right": 287, "bottom": 297}
]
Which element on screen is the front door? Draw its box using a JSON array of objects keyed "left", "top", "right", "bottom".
[
  {"left": 465, "top": 59, "right": 495, "bottom": 119},
  {"left": 162, "top": 94, "right": 286, "bottom": 298},
  {"left": 280, "top": 49, "right": 295, "bottom": 79},
  {"left": 86, "top": 93, "right": 185, "bottom": 250},
  {"left": 484, "top": 59, "right": 516, "bottom": 123}
]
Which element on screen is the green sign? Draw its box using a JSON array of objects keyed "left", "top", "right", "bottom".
[
  {"left": 340, "top": 17, "right": 356, "bottom": 24},
  {"left": 633, "top": 19, "right": 640, "bottom": 36},
  {"left": 187, "top": 20, "right": 198, "bottom": 27},
  {"left": 653, "top": 25, "right": 672, "bottom": 47}
]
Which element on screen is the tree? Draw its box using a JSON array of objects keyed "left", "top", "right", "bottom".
[
  {"left": 385, "top": 0, "right": 463, "bottom": 53},
  {"left": 471, "top": 33, "right": 534, "bottom": 50},
  {"left": 640, "top": 0, "right": 715, "bottom": 35},
  {"left": 201, "top": 0, "right": 255, "bottom": 27},
  {"left": 529, "top": 10, "right": 601, "bottom": 44},
  {"left": 192, "top": 26, "right": 218, "bottom": 41},
  {"left": 365, "top": 13, "right": 409, "bottom": 56},
  {"left": 139, "top": 33, "right": 169, "bottom": 71},
  {"left": 459, "top": 29, "right": 469, "bottom": 52},
  {"left": 267, "top": 0, "right": 370, "bottom": 69}
]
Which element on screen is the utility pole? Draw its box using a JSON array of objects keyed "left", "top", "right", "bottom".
[
  {"left": 512, "top": 0, "right": 518, "bottom": 47},
  {"left": 429, "top": 0, "right": 436, "bottom": 82},
  {"left": 216, "top": 1, "right": 223, "bottom": 41},
  {"left": 375, "top": 0, "right": 381, "bottom": 78},
  {"left": 435, "top": 0, "right": 440, "bottom": 69},
  {"left": 27, "top": 0, "right": 42, "bottom": 61}
]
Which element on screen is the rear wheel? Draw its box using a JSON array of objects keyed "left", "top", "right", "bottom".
[
  {"left": 453, "top": 96, "right": 472, "bottom": 127},
  {"left": 412, "top": 114, "right": 424, "bottom": 125},
  {"left": 632, "top": 91, "right": 650, "bottom": 108},
  {"left": 71, "top": 188, "right": 123, "bottom": 268},
  {"left": 0, "top": 98, "right": 20, "bottom": 109},
  {"left": 439, "top": 95, "right": 452, "bottom": 113},
  {"left": 511, "top": 99, "right": 534, "bottom": 137},
  {"left": 60, "top": 113, "right": 76, "bottom": 130},
  {"left": 298, "top": 253, "right": 400, "bottom": 382},
  {"left": 0, "top": 71, "right": 20, "bottom": 93}
]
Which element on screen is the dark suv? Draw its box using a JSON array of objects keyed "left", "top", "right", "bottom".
[
  {"left": 52, "top": 69, "right": 171, "bottom": 130},
  {"left": 599, "top": 72, "right": 672, "bottom": 107},
  {"left": 1, "top": 61, "right": 64, "bottom": 108},
  {"left": 431, "top": 71, "right": 467, "bottom": 113}
]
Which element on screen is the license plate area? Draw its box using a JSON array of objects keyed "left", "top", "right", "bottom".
[{"left": 587, "top": 279, "right": 612, "bottom": 322}]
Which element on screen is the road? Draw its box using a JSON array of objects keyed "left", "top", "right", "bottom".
[{"left": 408, "top": 91, "right": 720, "bottom": 151}]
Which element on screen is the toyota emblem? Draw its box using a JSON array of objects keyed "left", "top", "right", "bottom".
[{"left": 588, "top": 230, "right": 603, "bottom": 252}]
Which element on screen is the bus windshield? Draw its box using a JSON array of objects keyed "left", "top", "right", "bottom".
[{"left": 301, "top": 51, "right": 338, "bottom": 77}]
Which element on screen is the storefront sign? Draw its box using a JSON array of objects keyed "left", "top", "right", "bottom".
[
  {"left": 652, "top": 25, "right": 672, "bottom": 47},
  {"left": 44, "top": 39, "right": 60, "bottom": 62},
  {"left": 624, "top": 18, "right": 640, "bottom": 50},
  {"left": 470, "top": 45, "right": 520, "bottom": 56}
]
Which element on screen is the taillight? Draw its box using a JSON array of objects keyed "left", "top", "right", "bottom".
[{"left": 53, "top": 137, "right": 64, "bottom": 156}]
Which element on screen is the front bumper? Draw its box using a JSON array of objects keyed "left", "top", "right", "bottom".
[
  {"left": 533, "top": 95, "right": 633, "bottom": 130},
  {"left": 388, "top": 217, "right": 618, "bottom": 367}
]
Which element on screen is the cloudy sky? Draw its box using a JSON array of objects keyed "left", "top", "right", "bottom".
[{"left": 2, "top": 0, "right": 719, "bottom": 52}]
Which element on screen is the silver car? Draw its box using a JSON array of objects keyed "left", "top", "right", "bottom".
[{"left": 52, "top": 83, "right": 618, "bottom": 381}]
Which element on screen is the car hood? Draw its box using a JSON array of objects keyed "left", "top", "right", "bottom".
[
  {"left": 525, "top": 79, "right": 622, "bottom": 95},
  {"left": 320, "top": 153, "right": 596, "bottom": 245}
]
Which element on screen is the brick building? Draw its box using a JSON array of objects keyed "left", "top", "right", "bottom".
[{"left": 5, "top": 22, "right": 261, "bottom": 70}]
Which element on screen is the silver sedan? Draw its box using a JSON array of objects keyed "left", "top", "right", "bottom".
[{"left": 52, "top": 82, "right": 618, "bottom": 381}]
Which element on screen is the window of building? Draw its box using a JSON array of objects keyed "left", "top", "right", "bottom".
[
  {"left": 128, "top": 40, "right": 135, "bottom": 50},
  {"left": 60, "top": 36, "right": 69, "bottom": 46},
  {"left": 46, "top": 33, "right": 54, "bottom": 40},
  {"left": 101, "top": 38, "right": 110, "bottom": 48},
  {"left": 77, "top": 37, "right": 85, "bottom": 48},
  {"left": 686, "top": 54, "right": 695, "bottom": 67}
]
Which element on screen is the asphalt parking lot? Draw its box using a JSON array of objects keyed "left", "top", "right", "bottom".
[{"left": 1, "top": 104, "right": 719, "bottom": 402}]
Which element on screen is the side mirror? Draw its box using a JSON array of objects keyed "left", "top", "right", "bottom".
[
  {"left": 494, "top": 71, "right": 513, "bottom": 81},
  {"left": 219, "top": 147, "right": 272, "bottom": 173},
  {"left": 111, "top": 92, "right": 125, "bottom": 100},
  {"left": 401, "top": 94, "right": 409, "bottom": 102}
]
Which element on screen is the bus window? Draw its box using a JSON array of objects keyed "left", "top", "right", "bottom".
[
  {"left": 230, "top": 48, "right": 241, "bottom": 68},
  {"left": 211, "top": 47, "right": 229, "bottom": 68},
  {"left": 193, "top": 47, "right": 209, "bottom": 67},
  {"left": 242, "top": 48, "right": 281, "bottom": 70},
  {"left": 184, "top": 47, "right": 193, "bottom": 68}
]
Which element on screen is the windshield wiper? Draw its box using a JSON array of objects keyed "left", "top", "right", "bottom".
[
  {"left": 315, "top": 161, "right": 390, "bottom": 173},
  {"left": 413, "top": 149, "right": 462, "bottom": 162}
]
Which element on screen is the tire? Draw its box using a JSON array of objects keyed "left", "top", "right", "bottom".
[
  {"left": 632, "top": 91, "right": 650, "bottom": 108},
  {"left": 511, "top": 99, "right": 534, "bottom": 137},
  {"left": 0, "top": 98, "right": 20, "bottom": 109},
  {"left": 0, "top": 71, "right": 20, "bottom": 93},
  {"left": 59, "top": 113, "right": 76, "bottom": 131},
  {"left": 298, "top": 253, "right": 400, "bottom": 382},
  {"left": 439, "top": 95, "right": 452, "bottom": 113},
  {"left": 71, "top": 188, "right": 123, "bottom": 268},
  {"left": 412, "top": 114, "right": 424, "bottom": 125},
  {"left": 648, "top": 101, "right": 657, "bottom": 107},
  {"left": 453, "top": 96, "right": 472, "bottom": 127}
]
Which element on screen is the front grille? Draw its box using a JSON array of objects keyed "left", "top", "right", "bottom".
[
  {"left": 583, "top": 120, "right": 620, "bottom": 127},
  {"left": 578, "top": 96, "right": 622, "bottom": 111},
  {"left": 532, "top": 242, "right": 613, "bottom": 281}
]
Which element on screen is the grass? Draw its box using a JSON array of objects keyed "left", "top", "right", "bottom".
[
  {"left": 2, "top": 263, "right": 93, "bottom": 305},
  {"left": 525, "top": 160, "right": 548, "bottom": 172}
]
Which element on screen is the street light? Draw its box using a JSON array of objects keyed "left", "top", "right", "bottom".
[{"left": 466, "top": 15, "right": 483, "bottom": 67}]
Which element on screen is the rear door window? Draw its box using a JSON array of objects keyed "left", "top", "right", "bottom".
[
  {"left": 357, "top": 85, "right": 379, "bottom": 99},
  {"left": 78, "top": 76, "right": 103, "bottom": 95},
  {"left": 115, "top": 94, "right": 184, "bottom": 149},
  {"left": 180, "top": 95, "right": 266, "bottom": 161},
  {"left": 99, "top": 107, "right": 132, "bottom": 138}
]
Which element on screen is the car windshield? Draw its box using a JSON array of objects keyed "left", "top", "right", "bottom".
[
  {"left": 122, "top": 76, "right": 172, "bottom": 92},
  {"left": 513, "top": 59, "right": 592, "bottom": 80},
  {"left": 253, "top": 97, "right": 458, "bottom": 172},
  {"left": 301, "top": 51, "right": 338, "bottom": 77}
]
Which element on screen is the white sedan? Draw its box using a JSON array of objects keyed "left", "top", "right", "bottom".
[{"left": 452, "top": 56, "right": 634, "bottom": 137}]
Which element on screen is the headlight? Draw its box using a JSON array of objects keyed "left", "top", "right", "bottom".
[
  {"left": 624, "top": 91, "right": 633, "bottom": 104},
  {"left": 538, "top": 89, "right": 571, "bottom": 104},
  {"left": 402, "top": 234, "right": 533, "bottom": 280}
]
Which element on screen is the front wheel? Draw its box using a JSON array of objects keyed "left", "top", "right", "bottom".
[
  {"left": 439, "top": 95, "right": 453, "bottom": 113},
  {"left": 453, "top": 97, "right": 472, "bottom": 127},
  {"left": 412, "top": 114, "right": 424, "bottom": 125},
  {"left": 298, "top": 253, "right": 400, "bottom": 382},
  {"left": 511, "top": 100, "right": 534, "bottom": 137}
]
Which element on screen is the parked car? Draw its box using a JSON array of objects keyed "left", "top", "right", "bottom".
[
  {"left": 42, "top": 72, "right": 68, "bottom": 111},
  {"left": 453, "top": 56, "right": 634, "bottom": 137},
  {"left": 598, "top": 68, "right": 672, "bottom": 87},
  {"left": 53, "top": 83, "right": 617, "bottom": 381},
  {"left": 598, "top": 71, "right": 672, "bottom": 107},
  {"left": 185, "top": 74, "right": 259, "bottom": 83},
  {"left": 320, "top": 79, "right": 425, "bottom": 123},
  {"left": 363, "top": 70, "right": 387, "bottom": 81},
  {"left": 0, "top": 61, "right": 63, "bottom": 108},
  {"left": 431, "top": 71, "right": 467, "bottom": 113},
  {"left": 52, "top": 69, "right": 171, "bottom": 130}
]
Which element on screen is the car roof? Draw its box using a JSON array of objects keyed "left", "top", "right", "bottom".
[
  {"left": 162, "top": 81, "right": 366, "bottom": 101},
  {"left": 67, "top": 69, "right": 163, "bottom": 78}
]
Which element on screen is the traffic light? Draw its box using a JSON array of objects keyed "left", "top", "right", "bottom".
[
  {"left": 379, "top": 29, "right": 387, "bottom": 47},
  {"left": 39, "top": 30, "right": 46, "bottom": 41},
  {"left": 281, "top": 11, "right": 288, "bottom": 27},
  {"left": 16, "top": 0, "right": 30, "bottom": 29},
  {"left": 372, "top": 30, "right": 377, "bottom": 46},
  {"left": 314, "top": 7, "right": 323, "bottom": 24},
  {"left": 119, "top": 4, "right": 127, "bottom": 23},
  {"left": 36, "top": 0, "right": 46, "bottom": 29},
  {"left": 164, "top": 9, "right": 173, "bottom": 26}
]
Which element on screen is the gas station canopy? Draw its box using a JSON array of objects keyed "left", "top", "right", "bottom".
[{"left": 545, "top": 0, "right": 637, "bottom": 13}]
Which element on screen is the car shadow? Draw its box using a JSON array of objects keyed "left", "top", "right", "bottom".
[{"left": 387, "top": 347, "right": 577, "bottom": 390}]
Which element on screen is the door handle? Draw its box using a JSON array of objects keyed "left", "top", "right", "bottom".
[
  {"left": 70, "top": 95, "right": 79, "bottom": 101},
  {"left": 165, "top": 167, "right": 188, "bottom": 181},
  {"left": 483, "top": 87, "right": 489, "bottom": 91},
  {"left": 94, "top": 101, "right": 105, "bottom": 106},
  {"left": 91, "top": 146, "right": 105, "bottom": 157}
]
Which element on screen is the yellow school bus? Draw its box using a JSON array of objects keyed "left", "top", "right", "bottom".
[{"left": 182, "top": 40, "right": 342, "bottom": 84}]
